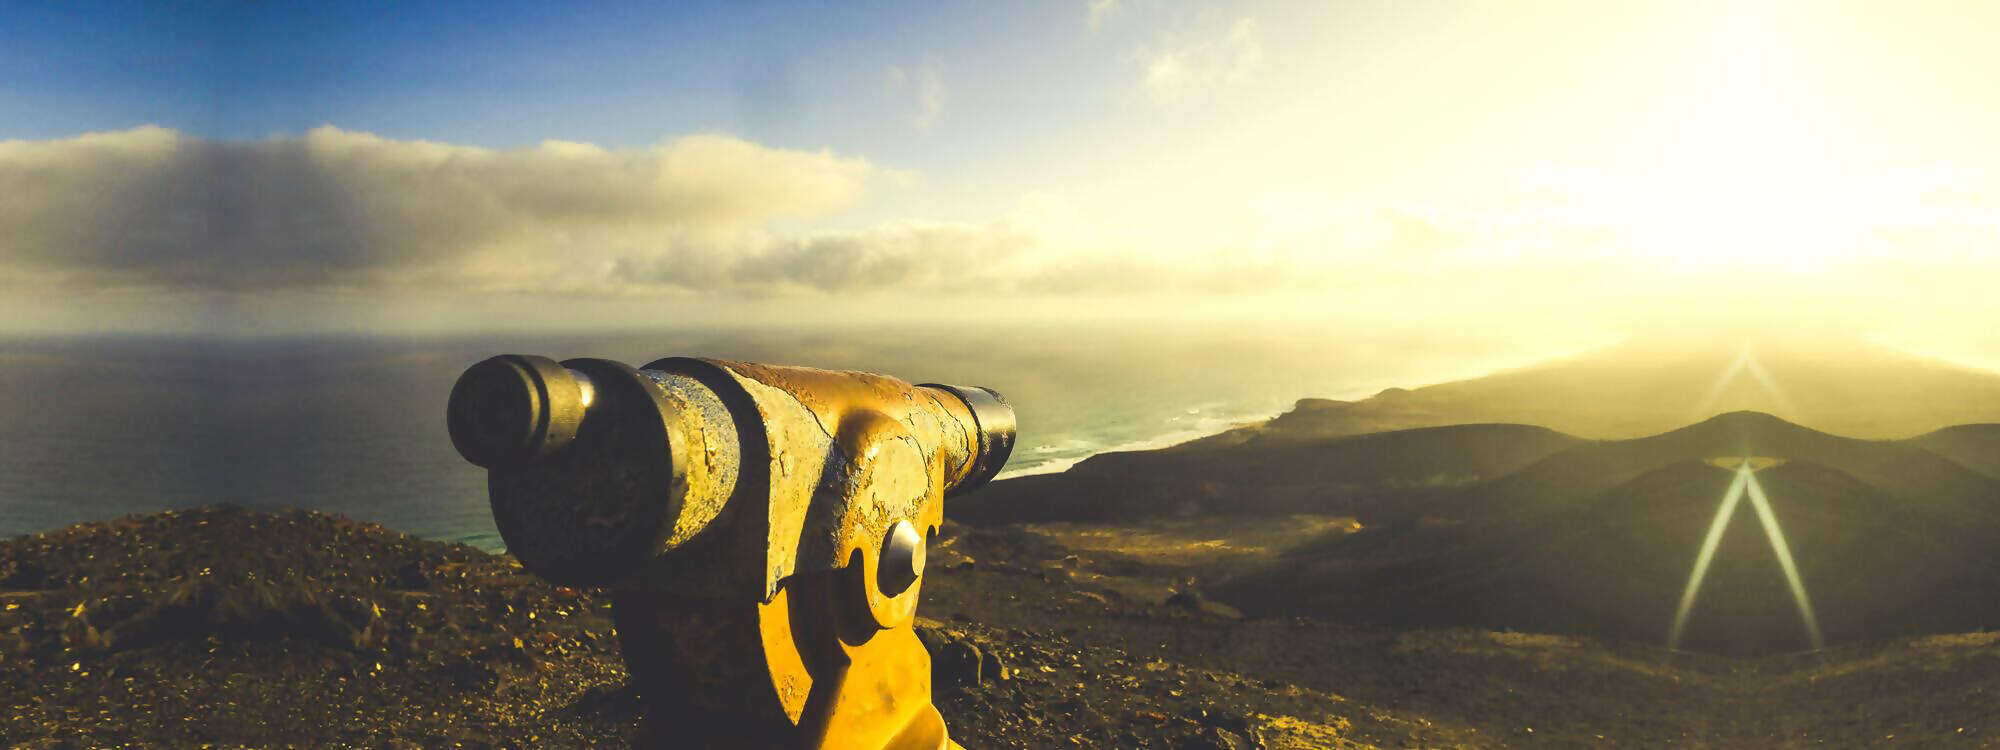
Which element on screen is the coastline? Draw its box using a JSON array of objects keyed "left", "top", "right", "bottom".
[
  {"left": 0, "top": 402, "right": 1294, "bottom": 550},
  {"left": 996, "top": 407, "right": 1284, "bottom": 479}
]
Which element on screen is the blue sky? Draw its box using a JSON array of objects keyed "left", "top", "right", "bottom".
[{"left": 1, "top": 0, "right": 1138, "bottom": 217}]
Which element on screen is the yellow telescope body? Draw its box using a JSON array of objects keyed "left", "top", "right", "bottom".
[{"left": 447, "top": 355, "right": 1014, "bottom": 749}]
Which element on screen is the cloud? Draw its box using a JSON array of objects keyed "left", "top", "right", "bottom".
[
  {"left": 1141, "top": 17, "right": 1262, "bottom": 104},
  {"left": 917, "top": 65, "right": 944, "bottom": 132},
  {"left": 1088, "top": 0, "right": 1120, "bottom": 30},
  {"left": 886, "top": 62, "right": 944, "bottom": 132},
  {"left": 0, "top": 127, "right": 1352, "bottom": 301},
  {"left": 613, "top": 220, "right": 1037, "bottom": 293},
  {"left": 0, "top": 126, "right": 874, "bottom": 291},
  {"left": 2, "top": 126, "right": 1303, "bottom": 299},
  {"left": 12, "top": 126, "right": 1991, "bottom": 319}
]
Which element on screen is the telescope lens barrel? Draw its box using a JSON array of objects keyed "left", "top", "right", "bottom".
[
  {"left": 449, "top": 355, "right": 1015, "bottom": 587},
  {"left": 446, "top": 354, "right": 590, "bottom": 468},
  {"left": 920, "top": 383, "right": 1016, "bottom": 496}
]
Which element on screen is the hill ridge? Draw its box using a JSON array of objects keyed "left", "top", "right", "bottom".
[{"left": 1187, "top": 339, "right": 2000, "bottom": 443}]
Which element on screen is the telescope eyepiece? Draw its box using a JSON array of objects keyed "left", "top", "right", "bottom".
[{"left": 446, "top": 354, "right": 590, "bottom": 468}]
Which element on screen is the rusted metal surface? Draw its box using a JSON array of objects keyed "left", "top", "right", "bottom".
[
  {"left": 446, "top": 352, "right": 1012, "bottom": 749},
  {"left": 481, "top": 358, "right": 688, "bottom": 587},
  {"left": 919, "top": 384, "right": 1017, "bottom": 497},
  {"left": 638, "top": 368, "right": 740, "bottom": 552}
]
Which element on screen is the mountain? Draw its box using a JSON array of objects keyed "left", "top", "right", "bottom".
[
  {"left": 1909, "top": 423, "right": 2000, "bottom": 479},
  {"left": 952, "top": 336, "right": 2000, "bottom": 656},
  {"left": 1212, "top": 412, "right": 2000, "bottom": 656},
  {"left": 1422, "top": 411, "right": 2000, "bottom": 526},
  {"left": 955, "top": 423, "right": 1579, "bottom": 524},
  {"left": 1181, "top": 338, "right": 2000, "bottom": 444}
]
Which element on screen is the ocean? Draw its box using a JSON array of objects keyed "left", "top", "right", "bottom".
[{"left": 0, "top": 323, "right": 1594, "bottom": 550}]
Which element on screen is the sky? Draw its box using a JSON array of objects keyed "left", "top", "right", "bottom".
[{"left": 4, "top": 0, "right": 2000, "bottom": 356}]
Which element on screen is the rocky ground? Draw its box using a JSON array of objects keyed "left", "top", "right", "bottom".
[
  {"left": 0, "top": 507, "right": 635, "bottom": 747},
  {"left": 3, "top": 507, "right": 1999, "bottom": 748}
]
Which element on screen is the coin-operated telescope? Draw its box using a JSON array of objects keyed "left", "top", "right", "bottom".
[{"left": 446, "top": 355, "right": 1014, "bottom": 749}]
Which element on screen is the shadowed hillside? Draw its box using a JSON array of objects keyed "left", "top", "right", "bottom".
[
  {"left": 1222, "top": 456, "right": 2000, "bottom": 656},
  {"left": 1211, "top": 412, "right": 2000, "bottom": 655},
  {"left": 964, "top": 399, "right": 2000, "bottom": 657},
  {"left": 957, "top": 423, "right": 1578, "bottom": 524},
  {"left": 1415, "top": 411, "right": 2000, "bottom": 526},
  {"left": 1910, "top": 423, "right": 2000, "bottom": 479}
]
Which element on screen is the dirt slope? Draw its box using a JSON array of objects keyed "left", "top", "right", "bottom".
[{"left": 4, "top": 507, "right": 1998, "bottom": 748}]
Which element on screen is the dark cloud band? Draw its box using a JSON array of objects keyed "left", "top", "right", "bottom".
[{"left": 0, "top": 126, "right": 875, "bottom": 292}]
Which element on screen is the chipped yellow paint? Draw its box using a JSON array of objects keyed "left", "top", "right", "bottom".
[{"left": 455, "top": 353, "right": 1009, "bottom": 748}]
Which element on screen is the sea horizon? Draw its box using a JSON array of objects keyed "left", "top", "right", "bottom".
[{"left": 0, "top": 323, "right": 1602, "bottom": 550}]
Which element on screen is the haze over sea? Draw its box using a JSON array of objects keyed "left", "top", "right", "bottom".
[{"left": 0, "top": 322, "right": 1609, "bottom": 550}]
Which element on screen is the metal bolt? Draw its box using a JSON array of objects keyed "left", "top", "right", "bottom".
[{"left": 879, "top": 521, "right": 925, "bottom": 596}]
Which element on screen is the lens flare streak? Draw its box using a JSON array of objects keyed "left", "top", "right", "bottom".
[
  {"left": 1668, "top": 460, "right": 1825, "bottom": 652},
  {"left": 1745, "top": 470, "right": 1826, "bottom": 651},
  {"left": 1694, "top": 344, "right": 1800, "bottom": 419},
  {"left": 1669, "top": 465, "right": 1749, "bottom": 651}
]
